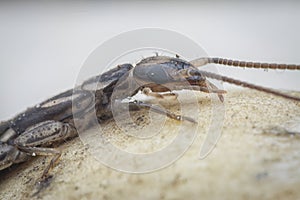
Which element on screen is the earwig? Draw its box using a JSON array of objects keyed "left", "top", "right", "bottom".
[{"left": 0, "top": 55, "right": 299, "bottom": 195}]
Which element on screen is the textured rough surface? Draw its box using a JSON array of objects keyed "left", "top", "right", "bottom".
[{"left": 1, "top": 89, "right": 300, "bottom": 200}]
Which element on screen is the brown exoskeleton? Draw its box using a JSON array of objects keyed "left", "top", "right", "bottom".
[
  {"left": 0, "top": 64, "right": 133, "bottom": 178},
  {"left": 113, "top": 55, "right": 300, "bottom": 121},
  {"left": 0, "top": 55, "right": 299, "bottom": 192}
]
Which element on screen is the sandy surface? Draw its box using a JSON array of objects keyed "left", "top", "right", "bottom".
[{"left": 1, "top": 89, "right": 300, "bottom": 200}]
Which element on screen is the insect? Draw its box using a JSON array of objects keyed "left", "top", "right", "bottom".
[
  {"left": 1, "top": 55, "right": 299, "bottom": 187},
  {"left": 0, "top": 64, "right": 134, "bottom": 177}
]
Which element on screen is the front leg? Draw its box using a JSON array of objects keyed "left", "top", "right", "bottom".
[
  {"left": 13, "top": 120, "right": 77, "bottom": 179},
  {"left": 142, "top": 87, "right": 178, "bottom": 99}
]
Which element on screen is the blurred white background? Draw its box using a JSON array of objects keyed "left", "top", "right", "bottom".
[{"left": 0, "top": 1, "right": 299, "bottom": 120}]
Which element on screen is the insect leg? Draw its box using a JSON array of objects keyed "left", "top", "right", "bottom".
[
  {"left": 130, "top": 100, "right": 197, "bottom": 124},
  {"left": 17, "top": 146, "right": 61, "bottom": 179},
  {"left": 13, "top": 120, "right": 77, "bottom": 178},
  {"left": 142, "top": 87, "right": 178, "bottom": 99},
  {"left": 205, "top": 80, "right": 225, "bottom": 102}
]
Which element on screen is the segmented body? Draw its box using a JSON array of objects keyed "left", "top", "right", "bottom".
[
  {"left": 0, "top": 55, "right": 299, "bottom": 175},
  {"left": 0, "top": 63, "right": 133, "bottom": 171}
]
